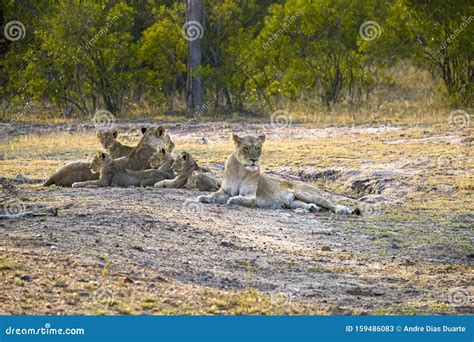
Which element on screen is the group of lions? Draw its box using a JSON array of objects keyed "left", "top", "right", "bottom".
[{"left": 44, "top": 126, "right": 356, "bottom": 215}]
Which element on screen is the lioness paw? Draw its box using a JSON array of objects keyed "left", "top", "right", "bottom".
[
  {"left": 154, "top": 181, "right": 165, "bottom": 188},
  {"left": 227, "top": 196, "right": 241, "bottom": 205},
  {"left": 197, "top": 195, "right": 214, "bottom": 203},
  {"left": 305, "top": 203, "right": 321, "bottom": 212},
  {"left": 335, "top": 205, "right": 352, "bottom": 215},
  {"left": 71, "top": 182, "right": 81, "bottom": 188}
]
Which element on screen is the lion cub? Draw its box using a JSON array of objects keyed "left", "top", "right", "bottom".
[
  {"left": 154, "top": 152, "right": 220, "bottom": 191},
  {"left": 97, "top": 129, "right": 135, "bottom": 158},
  {"left": 44, "top": 129, "right": 137, "bottom": 187},
  {"left": 72, "top": 148, "right": 174, "bottom": 188}
]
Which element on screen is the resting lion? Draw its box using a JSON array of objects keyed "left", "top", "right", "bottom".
[
  {"left": 72, "top": 126, "right": 174, "bottom": 188},
  {"left": 97, "top": 129, "right": 138, "bottom": 159},
  {"left": 154, "top": 151, "right": 220, "bottom": 191},
  {"left": 44, "top": 128, "right": 143, "bottom": 187},
  {"left": 72, "top": 148, "right": 174, "bottom": 188},
  {"left": 42, "top": 161, "right": 99, "bottom": 187},
  {"left": 197, "top": 134, "right": 355, "bottom": 214}
]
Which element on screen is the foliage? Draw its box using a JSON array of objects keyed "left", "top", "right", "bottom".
[{"left": 0, "top": 0, "right": 472, "bottom": 119}]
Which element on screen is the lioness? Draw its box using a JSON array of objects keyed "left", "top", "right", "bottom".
[
  {"left": 72, "top": 126, "right": 174, "bottom": 187},
  {"left": 72, "top": 149, "right": 174, "bottom": 188},
  {"left": 154, "top": 151, "right": 220, "bottom": 191},
  {"left": 97, "top": 129, "right": 136, "bottom": 159},
  {"left": 197, "top": 134, "right": 354, "bottom": 214}
]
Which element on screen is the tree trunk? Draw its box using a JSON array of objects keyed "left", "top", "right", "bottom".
[{"left": 186, "top": 0, "right": 203, "bottom": 111}]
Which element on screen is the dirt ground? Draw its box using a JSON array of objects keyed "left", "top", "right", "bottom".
[{"left": 0, "top": 121, "right": 473, "bottom": 315}]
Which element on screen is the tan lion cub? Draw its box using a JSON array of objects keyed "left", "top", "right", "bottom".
[
  {"left": 97, "top": 129, "right": 136, "bottom": 159},
  {"left": 72, "top": 126, "right": 174, "bottom": 187},
  {"left": 154, "top": 152, "right": 220, "bottom": 191},
  {"left": 44, "top": 128, "right": 140, "bottom": 187},
  {"left": 72, "top": 148, "right": 174, "bottom": 188},
  {"left": 197, "top": 134, "right": 354, "bottom": 214}
]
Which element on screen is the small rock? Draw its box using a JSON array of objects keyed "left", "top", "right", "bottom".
[
  {"left": 123, "top": 276, "right": 134, "bottom": 284},
  {"left": 220, "top": 240, "right": 233, "bottom": 247},
  {"left": 321, "top": 246, "right": 332, "bottom": 252},
  {"left": 50, "top": 245, "right": 59, "bottom": 251},
  {"left": 19, "top": 275, "right": 32, "bottom": 282},
  {"left": 89, "top": 280, "right": 99, "bottom": 286},
  {"left": 13, "top": 174, "right": 30, "bottom": 183}
]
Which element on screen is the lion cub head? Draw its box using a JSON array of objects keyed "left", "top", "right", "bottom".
[
  {"left": 232, "top": 134, "right": 266, "bottom": 172},
  {"left": 90, "top": 152, "right": 112, "bottom": 172},
  {"left": 172, "top": 152, "right": 197, "bottom": 174},
  {"left": 149, "top": 147, "right": 173, "bottom": 168},
  {"left": 97, "top": 130, "right": 118, "bottom": 149}
]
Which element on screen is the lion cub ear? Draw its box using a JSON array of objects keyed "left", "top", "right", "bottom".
[
  {"left": 232, "top": 133, "right": 242, "bottom": 145},
  {"left": 112, "top": 130, "right": 118, "bottom": 138},
  {"left": 257, "top": 134, "right": 266, "bottom": 144},
  {"left": 141, "top": 127, "right": 147, "bottom": 134},
  {"left": 101, "top": 152, "right": 106, "bottom": 159}
]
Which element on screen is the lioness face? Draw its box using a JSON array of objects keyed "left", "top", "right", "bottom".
[
  {"left": 149, "top": 148, "right": 169, "bottom": 168},
  {"left": 97, "top": 130, "right": 118, "bottom": 149},
  {"left": 171, "top": 152, "right": 195, "bottom": 173},
  {"left": 90, "top": 152, "right": 109, "bottom": 172},
  {"left": 232, "top": 134, "right": 266, "bottom": 172},
  {"left": 142, "top": 126, "right": 174, "bottom": 151}
]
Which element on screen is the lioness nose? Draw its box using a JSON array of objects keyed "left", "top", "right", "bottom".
[{"left": 250, "top": 158, "right": 258, "bottom": 163}]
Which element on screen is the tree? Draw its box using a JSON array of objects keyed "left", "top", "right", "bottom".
[{"left": 186, "top": 0, "right": 203, "bottom": 110}]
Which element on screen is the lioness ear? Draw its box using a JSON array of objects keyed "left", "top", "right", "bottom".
[
  {"left": 232, "top": 133, "right": 242, "bottom": 145},
  {"left": 257, "top": 134, "right": 266, "bottom": 144},
  {"left": 182, "top": 152, "right": 188, "bottom": 160},
  {"left": 157, "top": 126, "right": 166, "bottom": 137},
  {"left": 101, "top": 152, "right": 106, "bottom": 159},
  {"left": 160, "top": 148, "right": 166, "bottom": 153},
  {"left": 112, "top": 130, "right": 118, "bottom": 139},
  {"left": 141, "top": 127, "right": 147, "bottom": 134}
]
